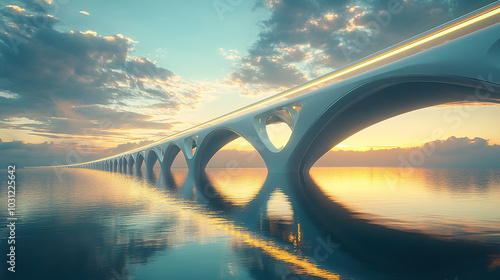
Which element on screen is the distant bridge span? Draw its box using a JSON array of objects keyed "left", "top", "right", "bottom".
[{"left": 50, "top": 3, "right": 500, "bottom": 176}]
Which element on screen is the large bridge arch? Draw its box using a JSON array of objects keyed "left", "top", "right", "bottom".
[
  {"left": 145, "top": 148, "right": 161, "bottom": 175},
  {"left": 118, "top": 158, "right": 123, "bottom": 173},
  {"left": 121, "top": 157, "right": 128, "bottom": 173},
  {"left": 135, "top": 152, "right": 145, "bottom": 174},
  {"left": 195, "top": 128, "right": 240, "bottom": 174},
  {"left": 113, "top": 159, "right": 118, "bottom": 172},
  {"left": 194, "top": 128, "right": 267, "bottom": 176},
  {"left": 127, "top": 154, "right": 135, "bottom": 173},
  {"left": 164, "top": 143, "right": 183, "bottom": 172},
  {"left": 292, "top": 75, "right": 500, "bottom": 173}
]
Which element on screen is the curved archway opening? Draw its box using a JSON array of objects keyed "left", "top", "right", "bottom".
[
  {"left": 265, "top": 110, "right": 293, "bottom": 151},
  {"left": 165, "top": 145, "right": 188, "bottom": 188},
  {"left": 266, "top": 122, "right": 292, "bottom": 150},
  {"left": 204, "top": 134, "right": 267, "bottom": 207},
  {"left": 171, "top": 151, "right": 187, "bottom": 168},
  {"left": 127, "top": 155, "right": 135, "bottom": 174},
  {"left": 145, "top": 149, "right": 161, "bottom": 182},
  {"left": 118, "top": 158, "right": 123, "bottom": 173},
  {"left": 121, "top": 157, "right": 127, "bottom": 173},
  {"left": 299, "top": 78, "right": 500, "bottom": 173},
  {"left": 184, "top": 137, "right": 197, "bottom": 159},
  {"left": 135, "top": 153, "right": 145, "bottom": 176},
  {"left": 309, "top": 101, "right": 500, "bottom": 243}
]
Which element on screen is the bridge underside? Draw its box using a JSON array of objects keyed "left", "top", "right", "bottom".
[{"left": 295, "top": 76, "right": 500, "bottom": 172}]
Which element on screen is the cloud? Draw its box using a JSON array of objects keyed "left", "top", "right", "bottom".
[
  {"left": 315, "top": 137, "right": 500, "bottom": 168},
  {"left": 0, "top": 106, "right": 175, "bottom": 141},
  {"left": 225, "top": 0, "right": 497, "bottom": 95},
  {"left": 0, "top": 137, "right": 155, "bottom": 168},
  {"left": 226, "top": 55, "right": 308, "bottom": 95},
  {"left": 0, "top": 138, "right": 75, "bottom": 168},
  {"left": 102, "top": 140, "right": 155, "bottom": 156},
  {"left": 0, "top": 2, "right": 207, "bottom": 139}
]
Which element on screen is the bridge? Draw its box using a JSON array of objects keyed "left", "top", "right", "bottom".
[{"left": 50, "top": 3, "right": 500, "bottom": 177}]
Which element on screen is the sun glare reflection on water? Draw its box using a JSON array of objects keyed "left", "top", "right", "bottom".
[
  {"left": 1, "top": 167, "right": 499, "bottom": 279},
  {"left": 310, "top": 167, "right": 500, "bottom": 243}
]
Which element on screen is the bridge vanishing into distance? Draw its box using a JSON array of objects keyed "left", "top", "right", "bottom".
[{"left": 47, "top": 2, "right": 500, "bottom": 177}]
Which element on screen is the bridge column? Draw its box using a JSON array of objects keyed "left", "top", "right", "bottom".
[
  {"left": 134, "top": 151, "right": 145, "bottom": 175},
  {"left": 127, "top": 155, "right": 135, "bottom": 174}
]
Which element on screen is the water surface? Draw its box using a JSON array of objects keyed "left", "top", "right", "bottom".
[{"left": 0, "top": 167, "right": 498, "bottom": 280}]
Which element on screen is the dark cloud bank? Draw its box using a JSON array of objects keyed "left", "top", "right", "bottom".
[{"left": 0, "top": 1, "right": 203, "bottom": 138}]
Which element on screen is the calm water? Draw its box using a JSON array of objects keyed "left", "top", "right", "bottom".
[{"left": 0, "top": 167, "right": 499, "bottom": 280}]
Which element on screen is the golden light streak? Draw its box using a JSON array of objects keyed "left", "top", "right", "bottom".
[
  {"left": 183, "top": 212, "right": 339, "bottom": 278},
  {"left": 37, "top": 3, "right": 500, "bottom": 168}
]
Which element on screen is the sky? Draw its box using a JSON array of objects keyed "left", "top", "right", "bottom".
[{"left": 0, "top": 0, "right": 500, "bottom": 167}]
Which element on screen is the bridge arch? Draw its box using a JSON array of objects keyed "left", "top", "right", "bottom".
[
  {"left": 145, "top": 148, "right": 161, "bottom": 175},
  {"left": 293, "top": 75, "right": 500, "bottom": 173},
  {"left": 135, "top": 152, "right": 145, "bottom": 174},
  {"left": 183, "top": 136, "right": 198, "bottom": 159},
  {"left": 127, "top": 154, "right": 135, "bottom": 173},
  {"left": 121, "top": 157, "right": 128, "bottom": 173},
  {"left": 194, "top": 128, "right": 267, "bottom": 176},
  {"left": 164, "top": 143, "right": 184, "bottom": 172},
  {"left": 253, "top": 103, "right": 302, "bottom": 153},
  {"left": 118, "top": 158, "right": 123, "bottom": 173}
]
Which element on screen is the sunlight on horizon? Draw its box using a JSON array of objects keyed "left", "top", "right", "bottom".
[{"left": 220, "top": 103, "right": 500, "bottom": 153}]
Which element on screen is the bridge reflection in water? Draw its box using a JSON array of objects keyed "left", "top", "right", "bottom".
[
  {"left": 137, "top": 165, "right": 500, "bottom": 280},
  {"left": 6, "top": 167, "right": 499, "bottom": 280}
]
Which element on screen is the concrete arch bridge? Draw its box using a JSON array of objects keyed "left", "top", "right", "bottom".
[{"left": 55, "top": 3, "right": 500, "bottom": 178}]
